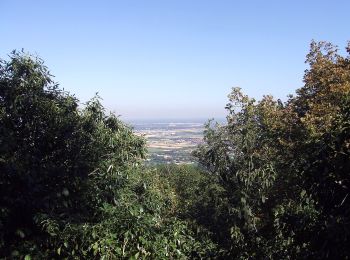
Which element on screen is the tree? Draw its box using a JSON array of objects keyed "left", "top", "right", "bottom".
[
  {"left": 194, "top": 41, "right": 350, "bottom": 258},
  {"left": 0, "top": 51, "right": 146, "bottom": 257},
  {"left": 0, "top": 51, "right": 216, "bottom": 258}
]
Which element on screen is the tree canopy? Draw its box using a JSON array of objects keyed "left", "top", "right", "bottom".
[
  {"left": 0, "top": 51, "right": 214, "bottom": 258},
  {"left": 1, "top": 41, "right": 350, "bottom": 259},
  {"left": 194, "top": 40, "right": 350, "bottom": 258}
]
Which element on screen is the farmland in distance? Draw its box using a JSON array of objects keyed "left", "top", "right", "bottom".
[{"left": 130, "top": 120, "right": 206, "bottom": 164}]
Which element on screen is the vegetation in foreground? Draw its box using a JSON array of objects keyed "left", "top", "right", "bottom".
[{"left": 1, "top": 41, "right": 349, "bottom": 259}]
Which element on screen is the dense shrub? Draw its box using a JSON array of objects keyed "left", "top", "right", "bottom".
[{"left": 157, "top": 164, "right": 229, "bottom": 246}]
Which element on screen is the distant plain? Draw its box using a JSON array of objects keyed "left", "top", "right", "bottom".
[{"left": 130, "top": 120, "right": 207, "bottom": 164}]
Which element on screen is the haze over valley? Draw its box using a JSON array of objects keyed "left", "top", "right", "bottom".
[{"left": 132, "top": 120, "right": 205, "bottom": 164}]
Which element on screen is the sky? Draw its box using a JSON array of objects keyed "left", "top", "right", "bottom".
[{"left": 1, "top": 1, "right": 349, "bottom": 120}]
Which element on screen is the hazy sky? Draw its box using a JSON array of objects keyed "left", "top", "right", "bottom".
[{"left": 1, "top": 1, "right": 349, "bottom": 120}]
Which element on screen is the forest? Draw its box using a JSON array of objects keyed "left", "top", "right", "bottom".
[{"left": 0, "top": 41, "right": 349, "bottom": 259}]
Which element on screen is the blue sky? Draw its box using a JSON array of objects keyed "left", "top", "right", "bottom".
[{"left": 1, "top": 1, "right": 349, "bottom": 120}]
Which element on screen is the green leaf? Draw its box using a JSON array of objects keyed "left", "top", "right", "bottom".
[
  {"left": 92, "top": 242, "right": 99, "bottom": 251},
  {"left": 16, "top": 229, "right": 25, "bottom": 238}
]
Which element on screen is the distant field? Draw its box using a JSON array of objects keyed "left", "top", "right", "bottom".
[{"left": 131, "top": 121, "right": 205, "bottom": 164}]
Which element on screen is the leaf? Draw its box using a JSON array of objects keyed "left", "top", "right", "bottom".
[
  {"left": 107, "top": 164, "right": 113, "bottom": 173},
  {"left": 16, "top": 229, "right": 25, "bottom": 238},
  {"left": 62, "top": 188, "right": 69, "bottom": 196},
  {"left": 92, "top": 242, "right": 99, "bottom": 251}
]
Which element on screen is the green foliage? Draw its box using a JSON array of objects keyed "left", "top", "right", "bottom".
[
  {"left": 46, "top": 167, "right": 216, "bottom": 259},
  {"left": 194, "top": 41, "right": 350, "bottom": 258},
  {"left": 0, "top": 51, "right": 214, "bottom": 259},
  {"left": 156, "top": 164, "right": 229, "bottom": 246},
  {"left": 1, "top": 40, "right": 349, "bottom": 259}
]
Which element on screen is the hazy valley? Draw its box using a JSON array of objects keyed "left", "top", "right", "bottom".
[{"left": 131, "top": 120, "right": 205, "bottom": 164}]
